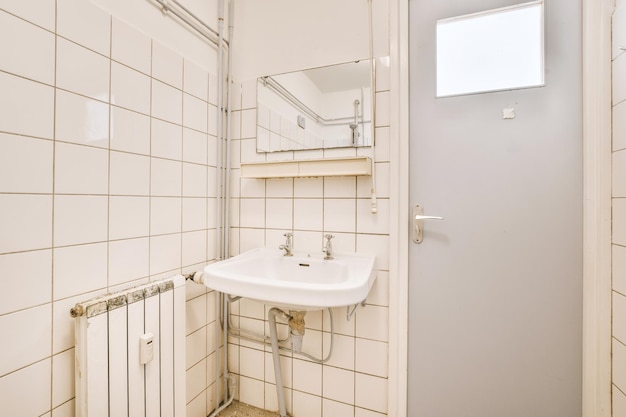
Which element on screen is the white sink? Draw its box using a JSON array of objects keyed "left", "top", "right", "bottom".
[{"left": 202, "top": 248, "right": 377, "bottom": 310}]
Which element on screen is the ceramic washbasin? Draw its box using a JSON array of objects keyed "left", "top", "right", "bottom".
[{"left": 202, "top": 248, "right": 377, "bottom": 310}]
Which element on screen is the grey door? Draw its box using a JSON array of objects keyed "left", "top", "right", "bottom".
[{"left": 407, "top": 1, "right": 583, "bottom": 416}]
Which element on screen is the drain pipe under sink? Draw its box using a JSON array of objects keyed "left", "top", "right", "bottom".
[{"left": 269, "top": 308, "right": 306, "bottom": 417}]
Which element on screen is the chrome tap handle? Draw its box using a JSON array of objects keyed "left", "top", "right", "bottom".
[
  {"left": 322, "top": 234, "right": 334, "bottom": 260},
  {"left": 279, "top": 232, "right": 293, "bottom": 256}
]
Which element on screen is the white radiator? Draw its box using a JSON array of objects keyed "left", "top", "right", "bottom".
[{"left": 71, "top": 276, "right": 186, "bottom": 417}]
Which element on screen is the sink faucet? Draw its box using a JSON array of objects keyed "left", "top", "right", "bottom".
[
  {"left": 322, "top": 234, "right": 334, "bottom": 260},
  {"left": 279, "top": 232, "right": 293, "bottom": 256}
]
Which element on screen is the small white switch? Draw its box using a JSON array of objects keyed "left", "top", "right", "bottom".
[
  {"left": 502, "top": 108, "right": 516, "bottom": 119},
  {"left": 140, "top": 333, "right": 154, "bottom": 365}
]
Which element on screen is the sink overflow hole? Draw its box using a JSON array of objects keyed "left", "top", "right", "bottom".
[{"left": 298, "top": 263, "right": 310, "bottom": 267}]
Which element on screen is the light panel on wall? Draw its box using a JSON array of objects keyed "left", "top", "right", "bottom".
[{"left": 436, "top": 1, "right": 545, "bottom": 97}]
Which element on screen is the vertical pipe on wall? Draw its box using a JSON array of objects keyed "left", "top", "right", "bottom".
[
  {"left": 224, "top": 0, "right": 235, "bottom": 260},
  {"left": 367, "top": 0, "right": 378, "bottom": 214}
]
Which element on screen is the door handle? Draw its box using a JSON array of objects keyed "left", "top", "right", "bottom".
[
  {"left": 413, "top": 204, "right": 443, "bottom": 243},
  {"left": 415, "top": 215, "right": 444, "bottom": 220}
]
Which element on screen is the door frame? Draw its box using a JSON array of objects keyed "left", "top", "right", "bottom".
[{"left": 387, "top": 0, "right": 613, "bottom": 415}]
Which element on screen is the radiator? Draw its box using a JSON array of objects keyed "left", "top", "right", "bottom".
[{"left": 71, "top": 276, "right": 186, "bottom": 417}]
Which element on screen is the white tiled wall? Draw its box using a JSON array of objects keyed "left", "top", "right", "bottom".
[
  {"left": 614, "top": 1, "right": 626, "bottom": 414},
  {"left": 0, "top": 2, "right": 220, "bottom": 416},
  {"left": 225, "top": 57, "right": 392, "bottom": 415}
]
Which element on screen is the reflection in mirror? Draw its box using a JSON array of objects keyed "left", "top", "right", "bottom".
[{"left": 256, "top": 60, "right": 374, "bottom": 152}]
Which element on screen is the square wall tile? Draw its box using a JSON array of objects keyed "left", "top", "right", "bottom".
[
  {"left": 150, "top": 233, "right": 182, "bottom": 275},
  {"left": 266, "top": 199, "right": 293, "bottom": 230},
  {"left": 182, "top": 198, "right": 207, "bottom": 232},
  {"left": 152, "top": 118, "right": 183, "bottom": 160},
  {"left": 55, "top": 142, "right": 109, "bottom": 195},
  {"left": 0, "top": 194, "right": 52, "bottom": 254},
  {"left": 240, "top": 178, "right": 266, "bottom": 198},
  {"left": 615, "top": 102, "right": 626, "bottom": 151},
  {"left": 292, "top": 391, "right": 321, "bottom": 417},
  {"left": 238, "top": 376, "right": 265, "bottom": 410},
  {"left": 57, "top": 0, "right": 111, "bottom": 56},
  {"left": 294, "top": 199, "right": 323, "bottom": 231},
  {"left": 111, "top": 62, "right": 151, "bottom": 114},
  {"left": 56, "top": 38, "right": 110, "bottom": 101},
  {"left": 292, "top": 359, "right": 322, "bottom": 396},
  {"left": 111, "top": 18, "right": 151, "bottom": 74},
  {"left": 357, "top": 234, "right": 389, "bottom": 271},
  {"left": 614, "top": 54, "right": 626, "bottom": 106},
  {"left": 53, "top": 242, "right": 107, "bottom": 300},
  {"left": 324, "top": 177, "right": 356, "bottom": 198},
  {"left": 0, "top": 359, "right": 51, "bottom": 416},
  {"left": 186, "top": 293, "right": 207, "bottom": 335},
  {"left": 182, "top": 230, "right": 207, "bottom": 267},
  {"left": 186, "top": 327, "right": 207, "bottom": 369},
  {"left": 294, "top": 178, "right": 323, "bottom": 198},
  {"left": 614, "top": 150, "right": 626, "bottom": 197},
  {"left": 0, "top": 0, "right": 55, "bottom": 30},
  {"left": 614, "top": 245, "right": 626, "bottom": 295},
  {"left": 152, "top": 42, "right": 183, "bottom": 89},
  {"left": 0, "top": 304, "right": 51, "bottom": 376},
  {"left": 373, "top": 127, "right": 390, "bottom": 162},
  {"left": 55, "top": 90, "right": 109, "bottom": 147},
  {"left": 322, "top": 366, "right": 354, "bottom": 404},
  {"left": 355, "top": 339, "right": 388, "bottom": 378},
  {"left": 357, "top": 198, "right": 389, "bottom": 235},
  {"left": 183, "top": 93, "right": 208, "bottom": 132},
  {"left": 355, "top": 305, "right": 388, "bottom": 342},
  {"left": 186, "top": 359, "right": 206, "bottom": 403},
  {"left": 54, "top": 195, "right": 108, "bottom": 247},
  {"left": 110, "top": 151, "right": 150, "bottom": 196},
  {"left": 323, "top": 333, "right": 355, "bottom": 371},
  {"left": 151, "top": 158, "right": 182, "bottom": 197},
  {"left": 323, "top": 399, "right": 354, "bottom": 417},
  {"left": 183, "top": 163, "right": 208, "bottom": 197},
  {"left": 0, "top": 133, "right": 53, "bottom": 193},
  {"left": 108, "top": 238, "right": 149, "bottom": 286},
  {"left": 0, "top": 10, "right": 55, "bottom": 84},
  {"left": 614, "top": 386, "right": 626, "bottom": 417},
  {"left": 109, "top": 196, "right": 149, "bottom": 240},
  {"left": 355, "top": 373, "right": 387, "bottom": 414},
  {"left": 241, "top": 109, "right": 256, "bottom": 139},
  {"left": 0, "top": 71, "right": 54, "bottom": 139},
  {"left": 266, "top": 178, "right": 294, "bottom": 198},
  {"left": 52, "top": 349, "right": 74, "bottom": 408},
  {"left": 614, "top": 338, "right": 626, "bottom": 394},
  {"left": 183, "top": 128, "right": 208, "bottom": 165},
  {"left": 614, "top": 199, "right": 626, "bottom": 246},
  {"left": 184, "top": 59, "right": 209, "bottom": 101},
  {"left": 240, "top": 199, "right": 265, "bottom": 228},
  {"left": 240, "top": 347, "right": 265, "bottom": 380},
  {"left": 151, "top": 197, "right": 182, "bottom": 235},
  {"left": 152, "top": 80, "right": 183, "bottom": 125},
  {"left": 0, "top": 250, "right": 51, "bottom": 315},
  {"left": 324, "top": 199, "right": 356, "bottom": 233},
  {"left": 617, "top": 292, "right": 626, "bottom": 346}
]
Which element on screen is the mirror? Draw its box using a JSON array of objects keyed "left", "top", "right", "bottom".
[{"left": 256, "top": 60, "right": 374, "bottom": 152}]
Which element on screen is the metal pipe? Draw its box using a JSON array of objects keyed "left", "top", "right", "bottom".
[
  {"left": 223, "top": 0, "right": 235, "bottom": 259},
  {"left": 269, "top": 308, "right": 291, "bottom": 417},
  {"left": 261, "top": 77, "right": 371, "bottom": 127},
  {"left": 152, "top": 0, "right": 227, "bottom": 47},
  {"left": 215, "top": 0, "right": 224, "bottom": 263}
]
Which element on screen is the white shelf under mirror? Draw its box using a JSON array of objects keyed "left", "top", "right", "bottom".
[{"left": 240, "top": 156, "right": 372, "bottom": 178}]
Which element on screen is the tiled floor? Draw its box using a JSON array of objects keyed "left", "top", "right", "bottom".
[{"left": 217, "top": 401, "right": 280, "bottom": 417}]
